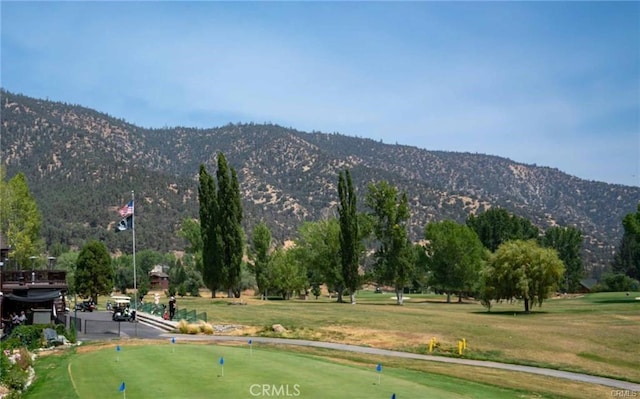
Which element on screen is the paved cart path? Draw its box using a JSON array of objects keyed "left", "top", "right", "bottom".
[{"left": 158, "top": 333, "right": 640, "bottom": 392}]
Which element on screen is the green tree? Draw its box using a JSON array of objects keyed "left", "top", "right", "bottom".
[
  {"left": 338, "top": 169, "right": 360, "bottom": 304},
  {"left": 250, "top": 221, "right": 272, "bottom": 300},
  {"left": 269, "top": 248, "right": 307, "bottom": 300},
  {"left": 365, "top": 181, "right": 414, "bottom": 305},
  {"left": 539, "top": 226, "right": 584, "bottom": 293},
  {"left": 177, "top": 218, "right": 203, "bottom": 293},
  {"left": 183, "top": 265, "right": 204, "bottom": 297},
  {"left": 198, "top": 164, "right": 222, "bottom": 297},
  {"left": 112, "top": 254, "right": 133, "bottom": 293},
  {"left": 56, "top": 251, "right": 79, "bottom": 295},
  {"left": 482, "top": 240, "right": 565, "bottom": 312},
  {"left": 136, "top": 249, "right": 164, "bottom": 292},
  {"left": 425, "top": 220, "right": 487, "bottom": 303},
  {"left": 216, "top": 153, "right": 245, "bottom": 297},
  {"left": 600, "top": 272, "right": 639, "bottom": 292},
  {"left": 0, "top": 171, "right": 44, "bottom": 269},
  {"left": 410, "top": 243, "right": 430, "bottom": 293},
  {"left": 612, "top": 203, "right": 640, "bottom": 280},
  {"left": 466, "top": 208, "right": 539, "bottom": 252},
  {"left": 179, "top": 218, "right": 203, "bottom": 255},
  {"left": 74, "top": 240, "right": 114, "bottom": 303},
  {"left": 294, "top": 219, "right": 343, "bottom": 302}
]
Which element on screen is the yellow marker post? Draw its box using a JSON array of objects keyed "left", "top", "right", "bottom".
[
  {"left": 457, "top": 340, "right": 463, "bottom": 355},
  {"left": 462, "top": 338, "right": 467, "bottom": 350}
]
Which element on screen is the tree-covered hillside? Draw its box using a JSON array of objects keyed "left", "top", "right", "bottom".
[{"left": 1, "top": 89, "right": 638, "bottom": 275}]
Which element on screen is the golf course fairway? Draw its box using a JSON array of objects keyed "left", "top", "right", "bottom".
[{"left": 26, "top": 343, "right": 528, "bottom": 399}]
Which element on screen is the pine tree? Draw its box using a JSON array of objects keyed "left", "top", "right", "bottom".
[{"left": 75, "top": 240, "right": 114, "bottom": 303}]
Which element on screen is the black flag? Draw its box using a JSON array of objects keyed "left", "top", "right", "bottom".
[{"left": 115, "top": 215, "right": 133, "bottom": 232}]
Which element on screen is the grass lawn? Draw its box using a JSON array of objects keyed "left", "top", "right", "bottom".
[
  {"left": 127, "top": 290, "right": 640, "bottom": 383},
  {"left": 25, "top": 343, "right": 553, "bottom": 399}
]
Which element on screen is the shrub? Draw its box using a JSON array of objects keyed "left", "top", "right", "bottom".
[
  {"left": 3, "top": 325, "right": 46, "bottom": 351},
  {"left": 0, "top": 349, "right": 11, "bottom": 374},
  {"left": 601, "top": 273, "right": 639, "bottom": 292},
  {"left": 2, "top": 364, "right": 28, "bottom": 391},
  {"left": 185, "top": 323, "right": 201, "bottom": 334},
  {"left": 67, "top": 323, "right": 77, "bottom": 343},
  {"left": 0, "top": 348, "right": 29, "bottom": 391},
  {"left": 54, "top": 324, "right": 66, "bottom": 336},
  {"left": 198, "top": 321, "right": 214, "bottom": 335},
  {"left": 176, "top": 320, "right": 189, "bottom": 334},
  {"left": 189, "top": 284, "right": 200, "bottom": 297},
  {"left": 15, "top": 348, "right": 33, "bottom": 370}
]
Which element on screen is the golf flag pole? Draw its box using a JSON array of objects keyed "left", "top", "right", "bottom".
[
  {"left": 119, "top": 381, "right": 126, "bottom": 399},
  {"left": 376, "top": 363, "right": 382, "bottom": 385},
  {"left": 131, "top": 191, "right": 137, "bottom": 338},
  {"left": 171, "top": 337, "right": 176, "bottom": 353},
  {"left": 219, "top": 357, "right": 224, "bottom": 377},
  {"left": 248, "top": 339, "right": 252, "bottom": 357},
  {"left": 116, "top": 345, "right": 121, "bottom": 362}
]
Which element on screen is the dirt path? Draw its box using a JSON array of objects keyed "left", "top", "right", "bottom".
[{"left": 159, "top": 333, "right": 640, "bottom": 392}]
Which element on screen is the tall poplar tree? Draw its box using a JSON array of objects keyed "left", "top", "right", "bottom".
[
  {"left": 365, "top": 181, "right": 414, "bottom": 305},
  {"left": 198, "top": 164, "right": 222, "bottom": 297},
  {"left": 216, "top": 153, "right": 244, "bottom": 297},
  {"left": 250, "top": 221, "right": 272, "bottom": 300},
  {"left": 338, "top": 169, "right": 360, "bottom": 304}
]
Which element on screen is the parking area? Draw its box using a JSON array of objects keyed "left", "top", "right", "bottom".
[{"left": 66, "top": 310, "right": 164, "bottom": 340}]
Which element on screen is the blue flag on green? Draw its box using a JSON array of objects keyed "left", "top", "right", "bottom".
[{"left": 119, "top": 382, "right": 125, "bottom": 392}]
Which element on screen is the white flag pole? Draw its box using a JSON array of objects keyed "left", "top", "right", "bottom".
[{"left": 131, "top": 191, "right": 137, "bottom": 337}]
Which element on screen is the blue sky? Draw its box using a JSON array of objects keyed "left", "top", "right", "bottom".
[{"left": 1, "top": 1, "right": 638, "bottom": 187}]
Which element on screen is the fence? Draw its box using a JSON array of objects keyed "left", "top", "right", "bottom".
[
  {"left": 66, "top": 315, "right": 123, "bottom": 337},
  {"left": 137, "top": 302, "right": 206, "bottom": 323}
]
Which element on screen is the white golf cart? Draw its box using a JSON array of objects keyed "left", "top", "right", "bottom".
[{"left": 110, "top": 295, "right": 136, "bottom": 322}]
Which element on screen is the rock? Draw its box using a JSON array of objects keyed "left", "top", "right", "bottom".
[{"left": 272, "top": 324, "right": 287, "bottom": 333}]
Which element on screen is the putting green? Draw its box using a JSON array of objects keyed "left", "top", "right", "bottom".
[{"left": 29, "top": 343, "right": 526, "bottom": 398}]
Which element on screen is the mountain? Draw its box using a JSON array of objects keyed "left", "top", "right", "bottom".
[{"left": 1, "top": 90, "right": 638, "bottom": 276}]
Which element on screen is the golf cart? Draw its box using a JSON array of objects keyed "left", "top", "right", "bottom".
[
  {"left": 75, "top": 299, "right": 96, "bottom": 312},
  {"left": 111, "top": 295, "right": 136, "bottom": 322}
]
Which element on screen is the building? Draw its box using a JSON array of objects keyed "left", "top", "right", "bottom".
[
  {"left": 1, "top": 243, "right": 67, "bottom": 326},
  {"left": 149, "top": 265, "right": 169, "bottom": 291}
]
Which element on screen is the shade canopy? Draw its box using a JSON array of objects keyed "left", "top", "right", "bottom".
[{"left": 5, "top": 289, "right": 61, "bottom": 303}]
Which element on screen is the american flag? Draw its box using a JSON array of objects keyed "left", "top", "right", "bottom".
[{"left": 118, "top": 201, "right": 134, "bottom": 217}]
